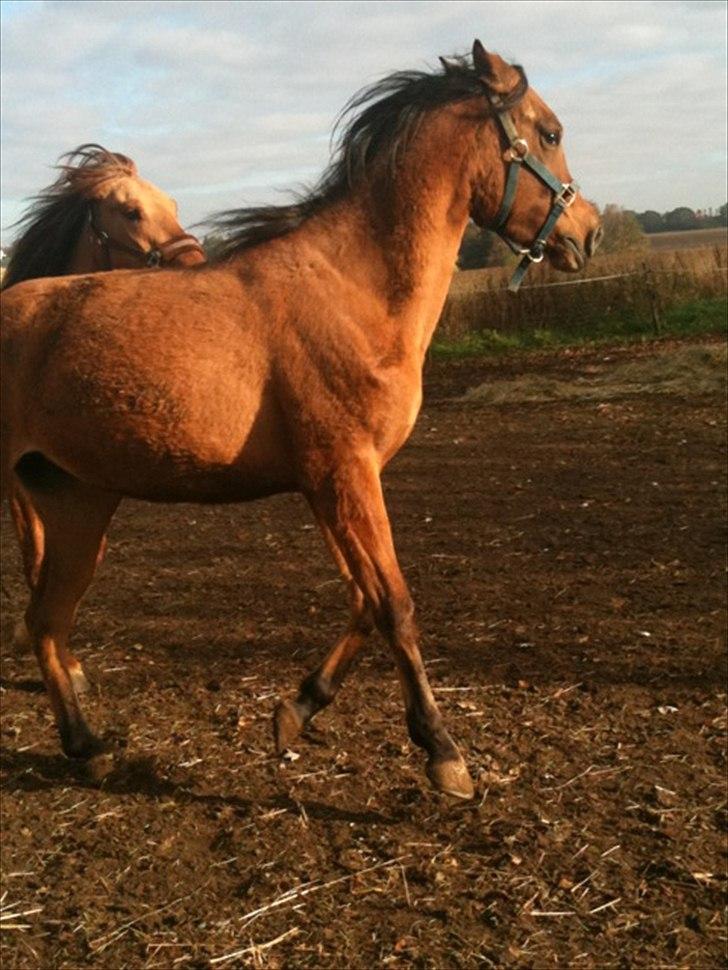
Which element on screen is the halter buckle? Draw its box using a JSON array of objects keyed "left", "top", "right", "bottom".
[
  {"left": 146, "top": 249, "right": 162, "bottom": 268},
  {"left": 557, "top": 183, "right": 578, "bottom": 208}
]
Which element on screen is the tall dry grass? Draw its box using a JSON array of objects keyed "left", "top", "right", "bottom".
[{"left": 439, "top": 245, "right": 727, "bottom": 340}]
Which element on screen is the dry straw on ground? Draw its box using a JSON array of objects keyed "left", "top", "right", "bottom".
[{"left": 463, "top": 343, "right": 727, "bottom": 405}]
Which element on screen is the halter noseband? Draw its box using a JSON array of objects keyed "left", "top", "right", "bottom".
[
  {"left": 88, "top": 205, "right": 205, "bottom": 270},
  {"left": 487, "top": 92, "right": 579, "bottom": 292}
]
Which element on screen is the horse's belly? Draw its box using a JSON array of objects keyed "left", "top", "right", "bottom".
[{"left": 31, "top": 365, "right": 296, "bottom": 502}]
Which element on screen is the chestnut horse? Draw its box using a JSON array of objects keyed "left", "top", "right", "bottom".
[
  {"left": 3, "top": 145, "right": 206, "bottom": 615},
  {"left": 1, "top": 42, "right": 600, "bottom": 799},
  {"left": 2, "top": 143, "right": 205, "bottom": 289}
]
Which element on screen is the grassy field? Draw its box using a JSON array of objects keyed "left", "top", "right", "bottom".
[
  {"left": 647, "top": 226, "right": 728, "bottom": 250},
  {"left": 432, "top": 296, "right": 727, "bottom": 358}
]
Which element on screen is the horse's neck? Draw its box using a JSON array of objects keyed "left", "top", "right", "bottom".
[
  {"left": 66, "top": 228, "right": 100, "bottom": 275},
  {"left": 317, "top": 109, "right": 483, "bottom": 362}
]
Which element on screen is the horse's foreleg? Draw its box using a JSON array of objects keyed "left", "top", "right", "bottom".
[
  {"left": 23, "top": 477, "right": 119, "bottom": 778},
  {"left": 274, "top": 521, "right": 373, "bottom": 751},
  {"left": 304, "top": 455, "right": 474, "bottom": 799}
]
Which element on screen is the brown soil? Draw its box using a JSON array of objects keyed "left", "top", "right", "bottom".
[{"left": 1, "top": 340, "right": 726, "bottom": 969}]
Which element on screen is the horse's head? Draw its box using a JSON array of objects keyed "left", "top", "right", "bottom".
[
  {"left": 467, "top": 42, "right": 601, "bottom": 283},
  {"left": 65, "top": 146, "right": 206, "bottom": 269}
]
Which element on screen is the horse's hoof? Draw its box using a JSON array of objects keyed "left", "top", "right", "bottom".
[
  {"left": 82, "top": 752, "right": 116, "bottom": 784},
  {"left": 273, "top": 699, "right": 304, "bottom": 754},
  {"left": 426, "top": 756, "right": 475, "bottom": 800},
  {"left": 12, "top": 618, "right": 31, "bottom": 651}
]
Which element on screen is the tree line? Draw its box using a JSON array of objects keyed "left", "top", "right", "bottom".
[
  {"left": 633, "top": 204, "right": 727, "bottom": 234},
  {"left": 456, "top": 202, "right": 727, "bottom": 270}
]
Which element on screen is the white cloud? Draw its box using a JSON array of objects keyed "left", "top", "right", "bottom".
[{"left": 1, "top": 0, "right": 726, "bottom": 238}]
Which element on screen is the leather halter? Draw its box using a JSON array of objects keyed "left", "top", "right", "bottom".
[
  {"left": 88, "top": 204, "right": 204, "bottom": 269},
  {"left": 486, "top": 92, "right": 579, "bottom": 292}
]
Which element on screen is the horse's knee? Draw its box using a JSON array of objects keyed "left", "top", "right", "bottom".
[{"left": 372, "top": 590, "right": 415, "bottom": 641}]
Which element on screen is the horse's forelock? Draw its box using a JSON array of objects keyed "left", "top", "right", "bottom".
[{"left": 55, "top": 144, "right": 138, "bottom": 198}]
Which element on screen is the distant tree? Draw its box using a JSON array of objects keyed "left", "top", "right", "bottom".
[
  {"left": 457, "top": 223, "right": 512, "bottom": 269},
  {"left": 719, "top": 203, "right": 728, "bottom": 226},
  {"left": 664, "top": 207, "right": 698, "bottom": 231},
  {"left": 599, "top": 204, "right": 649, "bottom": 254},
  {"left": 636, "top": 209, "right": 665, "bottom": 233}
]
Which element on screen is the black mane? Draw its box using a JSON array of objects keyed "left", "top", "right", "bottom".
[{"left": 206, "top": 53, "right": 527, "bottom": 260}]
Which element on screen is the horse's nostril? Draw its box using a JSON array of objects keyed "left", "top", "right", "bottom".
[
  {"left": 563, "top": 236, "right": 585, "bottom": 267},
  {"left": 586, "top": 225, "right": 603, "bottom": 257}
]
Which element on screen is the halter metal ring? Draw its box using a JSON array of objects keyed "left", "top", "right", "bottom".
[
  {"left": 146, "top": 250, "right": 162, "bottom": 268},
  {"left": 510, "top": 137, "right": 529, "bottom": 159}
]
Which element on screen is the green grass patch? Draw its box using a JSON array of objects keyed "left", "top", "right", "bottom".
[{"left": 432, "top": 297, "right": 727, "bottom": 358}]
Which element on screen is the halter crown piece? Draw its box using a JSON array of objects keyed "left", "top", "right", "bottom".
[{"left": 486, "top": 90, "right": 579, "bottom": 293}]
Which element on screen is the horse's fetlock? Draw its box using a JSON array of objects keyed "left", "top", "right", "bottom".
[{"left": 301, "top": 670, "right": 335, "bottom": 709}]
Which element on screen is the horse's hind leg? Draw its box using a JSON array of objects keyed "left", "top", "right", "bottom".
[
  {"left": 10, "top": 482, "right": 92, "bottom": 695},
  {"left": 303, "top": 455, "right": 474, "bottom": 799},
  {"left": 23, "top": 474, "right": 119, "bottom": 773},
  {"left": 274, "top": 523, "right": 373, "bottom": 751}
]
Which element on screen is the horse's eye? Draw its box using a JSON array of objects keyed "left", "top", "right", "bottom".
[
  {"left": 124, "top": 208, "right": 142, "bottom": 222},
  {"left": 543, "top": 130, "right": 560, "bottom": 147}
]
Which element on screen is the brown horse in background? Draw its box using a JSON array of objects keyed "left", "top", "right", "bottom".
[
  {"left": 2, "top": 144, "right": 204, "bottom": 289},
  {"left": 1, "top": 42, "right": 601, "bottom": 799},
  {"left": 3, "top": 146, "right": 206, "bottom": 640}
]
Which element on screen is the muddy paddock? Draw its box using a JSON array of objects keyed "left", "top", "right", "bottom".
[{"left": 1, "top": 339, "right": 725, "bottom": 969}]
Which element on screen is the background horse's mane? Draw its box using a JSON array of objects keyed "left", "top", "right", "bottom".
[
  {"left": 2, "top": 144, "right": 137, "bottom": 290},
  {"left": 206, "top": 53, "right": 527, "bottom": 261}
]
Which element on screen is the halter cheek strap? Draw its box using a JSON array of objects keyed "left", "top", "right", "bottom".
[
  {"left": 87, "top": 205, "right": 204, "bottom": 270},
  {"left": 487, "top": 95, "right": 579, "bottom": 292}
]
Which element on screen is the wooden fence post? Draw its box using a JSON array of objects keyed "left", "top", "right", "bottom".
[{"left": 643, "top": 261, "right": 663, "bottom": 335}]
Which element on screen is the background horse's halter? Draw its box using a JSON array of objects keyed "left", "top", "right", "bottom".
[
  {"left": 88, "top": 204, "right": 205, "bottom": 269},
  {"left": 487, "top": 92, "right": 579, "bottom": 292}
]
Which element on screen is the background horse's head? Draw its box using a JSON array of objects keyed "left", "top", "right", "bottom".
[
  {"left": 2, "top": 144, "right": 204, "bottom": 289},
  {"left": 465, "top": 41, "right": 602, "bottom": 277}
]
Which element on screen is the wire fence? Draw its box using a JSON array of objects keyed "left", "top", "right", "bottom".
[{"left": 439, "top": 244, "right": 728, "bottom": 338}]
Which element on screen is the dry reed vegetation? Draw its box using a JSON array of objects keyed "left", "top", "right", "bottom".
[{"left": 440, "top": 245, "right": 727, "bottom": 341}]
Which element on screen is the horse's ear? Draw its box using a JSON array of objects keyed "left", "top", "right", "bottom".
[
  {"left": 473, "top": 39, "right": 521, "bottom": 97},
  {"left": 472, "top": 40, "right": 496, "bottom": 80},
  {"left": 439, "top": 55, "right": 457, "bottom": 76}
]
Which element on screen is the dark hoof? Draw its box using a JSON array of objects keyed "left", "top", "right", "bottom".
[
  {"left": 273, "top": 699, "right": 304, "bottom": 754},
  {"left": 82, "top": 751, "right": 116, "bottom": 784},
  {"left": 426, "top": 756, "right": 475, "bottom": 800},
  {"left": 61, "top": 729, "right": 108, "bottom": 763}
]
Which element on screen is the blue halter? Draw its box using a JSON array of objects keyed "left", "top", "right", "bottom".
[{"left": 487, "top": 93, "right": 579, "bottom": 292}]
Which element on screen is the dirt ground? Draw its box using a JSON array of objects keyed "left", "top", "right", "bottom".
[{"left": 1, "top": 338, "right": 726, "bottom": 969}]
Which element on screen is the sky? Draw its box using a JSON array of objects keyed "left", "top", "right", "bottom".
[{"left": 1, "top": 0, "right": 726, "bottom": 241}]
